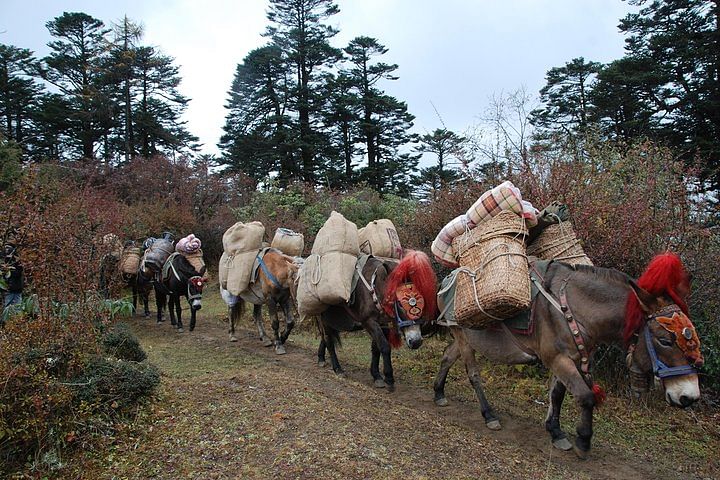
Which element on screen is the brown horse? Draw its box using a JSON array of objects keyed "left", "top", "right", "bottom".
[
  {"left": 432, "top": 253, "right": 703, "bottom": 458},
  {"left": 221, "top": 248, "right": 299, "bottom": 354},
  {"left": 317, "top": 251, "right": 438, "bottom": 391}
]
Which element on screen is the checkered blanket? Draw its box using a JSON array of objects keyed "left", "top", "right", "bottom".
[{"left": 431, "top": 181, "right": 538, "bottom": 267}]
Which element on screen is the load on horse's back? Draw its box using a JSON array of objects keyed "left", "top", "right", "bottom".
[{"left": 219, "top": 222, "right": 299, "bottom": 354}]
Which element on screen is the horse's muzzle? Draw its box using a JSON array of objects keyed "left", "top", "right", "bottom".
[{"left": 191, "top": 300, "right": 202, "bottom": 311}]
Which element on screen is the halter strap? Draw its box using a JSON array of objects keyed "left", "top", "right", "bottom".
[{"left": 643, "top": 321, "right": 697, "bottom": 379}]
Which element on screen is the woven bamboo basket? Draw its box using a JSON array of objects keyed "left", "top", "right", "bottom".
[
  {"left": 452, "top": 210, "right": 531, "bottom": 329},
  {"left": 526, "top": 221, "right": 593, "bottom": 266}
]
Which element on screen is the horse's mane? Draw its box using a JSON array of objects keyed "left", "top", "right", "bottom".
[
  {"left": 623, "top": 252, "right": 690, "bottom": 345},
  {"left": 382, "top": 250, "right": 437, "bottom": 320},
  {"left": 570, "top": 263, "right": 630, "bottom": 285}
]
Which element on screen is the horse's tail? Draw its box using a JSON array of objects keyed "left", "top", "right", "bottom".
[
  {"left": 382, "top": 250, "right": 438, "bottom": 320},
  {"left": 624, "top": 251, "right": 690, "bottom": 345}
]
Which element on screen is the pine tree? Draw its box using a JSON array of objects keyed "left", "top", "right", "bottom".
[
  {"left": 531, "top": 57, "right": 602, "bottom": 135},
  {"left": 265, "top": 0, "right": 341, "bottom": 182},
  {"left": 0, "top": 44, "right": 42, "bottom": 149},
  {"left": 39, "top": 12, "right": 113, "bottom": 160},
  {"left": 219, "top": 45, "right": 295, "bottom": 184},
  {"left": 133, "top": 46, "right": 197, "bottom": 158},
  {"left": 415, "top": 128, "right": 464, "bottom": 199}
]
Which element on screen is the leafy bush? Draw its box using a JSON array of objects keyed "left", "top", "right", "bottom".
[
  {"left": 102, "top": 322, "right": 147, "bottom": 362},
  {"left": 74, "top": 356, "right": 160, "bottom": 412}
]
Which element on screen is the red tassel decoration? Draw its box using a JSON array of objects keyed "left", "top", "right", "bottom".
[{"left": 592, "top": 383, "right": 607, "bottom": 407}]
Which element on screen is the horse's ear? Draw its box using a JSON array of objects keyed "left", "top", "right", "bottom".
[
  {"left": 285, "top": 260, "right": 298, "bottom": 271},
  {"left": 629, "top": 279, "right": 659, "bottom": 314}
]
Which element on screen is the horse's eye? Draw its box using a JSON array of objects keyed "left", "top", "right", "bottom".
[{"left": 658, "top": 337, "right": 673, "bottom": 347}]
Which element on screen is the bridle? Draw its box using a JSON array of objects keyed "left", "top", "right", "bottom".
[{"left": 638, "top": 304, "right": 698, "bottom": 379}]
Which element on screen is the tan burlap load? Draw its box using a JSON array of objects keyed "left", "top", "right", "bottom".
[
  {"left": 220, "top": 221, "right": 265, "bottom": 295},
  {"left": 358, "top": 219, "right": 403, "bottom": 258},
  {"left": 452, "top": 210, "right": 530, "bottom": 329},
  {"left": 297, "top": 211, "right": 359, "bottom": 316},
  {"left": 119, "top": 247, "right": 143, "bottom": 274},
  {"left": 527, "top": 221, "right": 593, "bottom": 266},
  {"left": 182, "top": 249, "right": 206, "bottom": 274},
  {"left": 271, "top": 228, "right": 304, "bottom": 256}
]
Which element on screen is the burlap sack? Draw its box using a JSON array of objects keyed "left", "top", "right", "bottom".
[
  {"left": 222, "top": 221, "right": 265, "bottom": 255},
  {"left": 119, "top": 247, "right": 143, "bottom": 274},
  {"left": 311, "top": 211, "right": 359, "bottom": 256},
  {"left": 297, "top": 252, "right": 356, "bottom": 315},
  {"left": 358, "top": 219, "right": 402, "bottom": 258},
  {"left": 296, "top": 254, "right": 327, "bottom": 316},
  {"left": 220, "top": 221, "right": 265, "bottom": 295},
  {"left": 271, "top": 228, "right": 304, "bottom": 256}
]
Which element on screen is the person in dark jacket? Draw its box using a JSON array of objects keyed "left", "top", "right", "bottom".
[{"left": 2, "top": 243, "right": 24, "bottom": 311}]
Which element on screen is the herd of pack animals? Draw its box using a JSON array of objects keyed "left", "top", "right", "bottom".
[{"left": 101, "top": 183, "right": 705, "bottom": 460}]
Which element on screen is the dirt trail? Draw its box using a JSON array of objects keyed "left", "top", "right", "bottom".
[{"left": 91, "top": 313, "right": 714, "bottom": 480}]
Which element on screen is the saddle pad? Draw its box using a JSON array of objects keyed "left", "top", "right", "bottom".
[{"left": 161, "top": 253, "right": 181, "bottom": 283}]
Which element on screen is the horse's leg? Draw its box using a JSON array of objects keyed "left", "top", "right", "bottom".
[
  {"left": 174, "top": 295, "right": 183, "bottom": 332},
  {"left": 317, "top": 337, "right": 327, "bottom": 367},
  {"left": 545, "top": 375, "right": 572, "bottom": 451},
  {"left": 143, "top": 287, "right": 150, "bottom": 317},
  {"left": 549, "top": 355, "right": 596, "bottom": 459},
  {"left": 228, "top": 302, "right": 239, "bottom": 342},
  {"left": 324, "top": 325, "right": 343, "bottom": 375},
  {"left": 370, "top": 338, "right": 385, "bottom": 388},
  {"left": 155, "top": 288, "right": 165, "bottom": 324},
  {"left": 365, "top": 321, "right": 394, "bottom": 391},
  {"left": 254, "top": 304, "right": 272, "bottom": 347},
  {"left": 268, "top": 298, "right": 286, "bottom": 355},
  {"left": 455, "top": 327, "right": 501, "bottom": 430},
  {"left": 279, "top": 298, "right": 295, "bottom": 344},
  {"left": 433, "top": 338, "right": 462, "bottom": 407},
  {"left": 132, "top": 281, "right": 138, "bottom": 314},
  {"left": 189, "top": 302, "right": 197, "bottom": 332}
]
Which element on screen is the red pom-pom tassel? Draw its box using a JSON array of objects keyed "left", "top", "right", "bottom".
[{"left": 592, "top": 383, "right": 607, "bottom": 407}]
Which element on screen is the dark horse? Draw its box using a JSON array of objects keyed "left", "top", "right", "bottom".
[
  {"left": 432, "top": 253, "right": 704, "bottom": 458},
  {"left": 220, "top": 248, "right": 300, "bottom": 354},
  {"left": 318, "top": 251, "right": 438, "bottom": 392},
  {"left": 126, "top": 264, "right": 154, "bottom": 317},
  {"left": 153, "top": 253, "right": 208, "bottom": 332}
]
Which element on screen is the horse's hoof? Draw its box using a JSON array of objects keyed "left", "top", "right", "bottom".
[
  {"left": 385, "top": 383, "right": 396, "bottom": 393},
  {"left": 262, "top": 339, "right": 273, "bottom": 347},
  {"left": 573, "top": 446, "right": 590, "bottom": 460},
  {"left": 485, "top": 419, "right": 502, "bottom": 431},
  {"left": 144, "top": 313, "right": 150, "bottom": 318},
  {"left": 229, "top": 336, "right": 238, "bottom": 342},
  {"left": 552, "top": 437, "right": 573, "bottom": 451},
  {"left": 177, "top": 327, "right": 184, "bottom": 333},
  {"left": 317, "top": 361, "right": 326, "bottom": 368},
  {"left": 335, "top": 371, "right": 346, "bottom": 378},
  {"left": 374, "top": 379, "right": 386, "bottom": 388},
  {"left": 275, "top": 345, "right": 287, "bottom": 355},
  {"left": 434, "top": 397, "right": 449, "bottom": 407}
]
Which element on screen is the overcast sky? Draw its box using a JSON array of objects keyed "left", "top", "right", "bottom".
[{"left": 0, "top": 0, "right": 636, "bottom": 161}]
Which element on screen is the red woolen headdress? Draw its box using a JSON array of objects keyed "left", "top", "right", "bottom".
[
  {"left": 623, "top": 252, "right": 690, "bottom": 345},
  {"left": 382, "top": 250, "right": 438, "bottom": 321}
]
